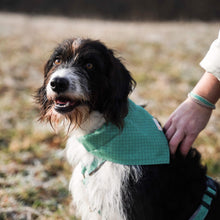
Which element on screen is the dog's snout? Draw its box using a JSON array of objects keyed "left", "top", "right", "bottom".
[{"left": 50, "top": 77, "right": 69, "bottom": 93}]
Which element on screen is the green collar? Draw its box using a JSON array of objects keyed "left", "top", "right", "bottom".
[{"left": 78, "top": 99, "right": 170, "bottom": 168}]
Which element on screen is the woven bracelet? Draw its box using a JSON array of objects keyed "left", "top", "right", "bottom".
[{"left": 188, "top": 92, "right": 216, "bottom": 110}]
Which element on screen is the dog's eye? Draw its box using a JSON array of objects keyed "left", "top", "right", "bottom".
[
  {"left": 54, "top": 58, "right": 62, "bottom": 65},
  {"left": 85, "top": 63, "right": 93, "bottom": 70}
]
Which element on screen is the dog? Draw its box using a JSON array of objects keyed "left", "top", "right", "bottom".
[{"left": 36, "top": 38, "right": 220, "bottom": 220}]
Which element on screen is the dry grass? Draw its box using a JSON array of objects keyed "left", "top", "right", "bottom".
[{"left": 0, "top": 12, "right": 219, "bottom": 219}]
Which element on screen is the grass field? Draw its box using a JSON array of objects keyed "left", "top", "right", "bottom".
[{"left": 0, "top": 12, "right": 219, "bottom": 219}]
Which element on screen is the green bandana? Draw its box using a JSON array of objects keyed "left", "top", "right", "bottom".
[{"left": 78, "top": 99, "right": 170, "bottom": 169}]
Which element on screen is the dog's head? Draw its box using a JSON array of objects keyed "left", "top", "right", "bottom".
[{"left": 36, "top": 38, "right": 136, "bottom": 129}]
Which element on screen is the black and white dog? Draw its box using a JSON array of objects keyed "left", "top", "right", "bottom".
[{"left": 36, "top": 38, "right": 220, "bottom": 220}]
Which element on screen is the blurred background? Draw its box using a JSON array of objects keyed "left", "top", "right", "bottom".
[
  {"left": 1, "top": 0, "right": 220, "bottom": 20},
  {"left": 0, "top": 1, "right": 219, "bottom": 219}
]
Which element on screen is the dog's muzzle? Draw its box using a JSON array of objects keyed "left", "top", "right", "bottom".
[{"left": 47, "top": 68, "right": 90, "bottom": 114}]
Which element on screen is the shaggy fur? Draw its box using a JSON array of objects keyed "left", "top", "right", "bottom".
[{"left": 36, "top": 38, "right": 220, "bottom": 220}]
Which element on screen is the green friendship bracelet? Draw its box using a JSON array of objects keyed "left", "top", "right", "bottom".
[{"left": 188, "top": 92, "right": 216, "bottom": 110}]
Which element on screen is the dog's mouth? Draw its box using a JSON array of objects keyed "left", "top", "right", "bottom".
[{"left": 54, "top": 97, "right": 85, "bottom": 114}]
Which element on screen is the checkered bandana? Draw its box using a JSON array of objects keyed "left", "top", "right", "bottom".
[{"left": 78, "top": 99, "right": 170, "bottom": 166}]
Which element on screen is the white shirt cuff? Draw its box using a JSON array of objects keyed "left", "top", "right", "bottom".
[{"left": 200, "top": 30, "right": 220, "bottom": 81}]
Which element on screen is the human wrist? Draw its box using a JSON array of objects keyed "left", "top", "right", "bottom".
[
  {"left": 188, "top": 92, "right": 216, "bottom": 110},
  {"left": 192, "top": 72, "right": 220, "bottom": 104}
]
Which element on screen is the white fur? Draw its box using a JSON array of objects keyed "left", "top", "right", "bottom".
[{"left": 65, "top": 112, "right": 142, "bottom": 220}]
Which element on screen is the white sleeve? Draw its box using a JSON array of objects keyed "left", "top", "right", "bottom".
[{"left": 200, "top": 30, "right": 220, "bottom": 80}]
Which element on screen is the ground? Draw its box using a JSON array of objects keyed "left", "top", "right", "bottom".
[{"left": 0, "top": 12, "right": 219, "bottom": 219}]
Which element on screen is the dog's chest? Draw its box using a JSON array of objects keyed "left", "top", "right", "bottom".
[{"left": 66, "top": 137, "right": 129, "bottom": 220}]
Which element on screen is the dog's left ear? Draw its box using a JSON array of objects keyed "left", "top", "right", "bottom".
[{"left": 103, "top": 49, "right": 136, "bottom": 128}]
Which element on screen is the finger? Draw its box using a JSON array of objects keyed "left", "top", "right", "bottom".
[
  {"left": 179, "top": 135, "right": 197, "bottom": 156},
  {"left": 169, "top": 130, "right": 185, "bottom": 155},
  {"left": 165, "top": 125, "right": 176, "bottom": 141},
  {"left": 163, "top": 118, "right": 172, "bottom": 132}
]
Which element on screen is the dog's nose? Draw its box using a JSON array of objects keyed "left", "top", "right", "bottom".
[{"left": 50, "top": 77, "right": 69, "bottom": 93}]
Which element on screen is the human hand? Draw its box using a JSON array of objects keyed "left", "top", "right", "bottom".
[{"left": 164, "top": 98, "right": 212, "bottom": 156}]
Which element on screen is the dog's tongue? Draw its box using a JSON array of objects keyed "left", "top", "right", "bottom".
[
  {"left": 55, "top": 98, "right": 76, "bottom": 107},
  {"left": 56, "top": 100, "right": 68, "bottom": 105}
]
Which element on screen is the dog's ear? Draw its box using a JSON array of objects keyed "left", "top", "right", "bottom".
[{"left": 103, "top": 49, "right": 136, "bottom": 128}]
